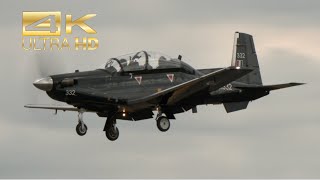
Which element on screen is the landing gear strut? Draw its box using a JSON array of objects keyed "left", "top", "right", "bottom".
[
  {"left": 156, "top": 111, "right": 170, "bottom": 132},
  {"left": 104, "top": 113, "right": 119, "bottom": 141},
  {"left": 76, "top": 109, "right": 87, "bottom": 136}
]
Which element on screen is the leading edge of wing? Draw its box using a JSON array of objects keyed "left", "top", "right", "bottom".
[
  {"left": 24, "top": 104, "right": 79, "bottom": 112},
  {"left": 128, "top": 67, "right": 253, "bottom": 105}
]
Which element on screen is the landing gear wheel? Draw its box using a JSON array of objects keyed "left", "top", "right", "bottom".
[
  {"left": 76, "top": 123, "right": 87, "bottom": 136},
  {"left": 157, "top": 116, "right": 170, "bottom": 132},
  {"left": 105, "top": 126, "right": 119, "bottom": 141}
]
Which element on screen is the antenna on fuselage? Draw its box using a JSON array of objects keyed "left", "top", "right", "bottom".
[{"left": 178, "top": 55, "right": 182, "bottom": 61}]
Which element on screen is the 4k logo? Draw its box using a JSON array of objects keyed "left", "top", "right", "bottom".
[
  {"left": 23, "top": 12, "right": 61, "bottom": 36},
  {"left": 22, "top": 11, "right": 99, "bottom": 51},
  {"left": 22, "top": 12, "right": 96, "bottom": 36}
]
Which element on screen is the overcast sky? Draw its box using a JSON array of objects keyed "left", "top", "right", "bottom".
[{"left": 0, "top": 0, "right": 319, "bottom": 178}]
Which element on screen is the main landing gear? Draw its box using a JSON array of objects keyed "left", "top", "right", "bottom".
[
  {"left": 156, "top": 111, "right": 170, "bottom": 132},
  {"left": 103, "top": 113, "right": 119, "bottom": 141}
]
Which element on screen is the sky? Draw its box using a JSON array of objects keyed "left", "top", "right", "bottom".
[{"left": 0, "top": 0, "right": 319, "bottom": 178}]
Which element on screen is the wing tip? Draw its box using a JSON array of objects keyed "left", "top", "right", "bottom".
[{"left": 24, "top": 104, "right": 32, "bottom": 108}]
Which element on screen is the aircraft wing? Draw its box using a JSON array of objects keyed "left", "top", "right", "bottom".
[
  {"left": 24, "top": 104, "right": 80, "bottom": 112},
  {"left": 128, "top": 67, "right": 252, "bottom": 106}
]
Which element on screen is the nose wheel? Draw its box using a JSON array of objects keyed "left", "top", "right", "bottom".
[
  {"left": 76, "top": 109, "right": 87, "bottom": 136},
  {"left": 76, "top": 123, "right": 87, "bottom": 136},
  {"left": 156, "top": 116, "right": 170, "bottom": 132}
]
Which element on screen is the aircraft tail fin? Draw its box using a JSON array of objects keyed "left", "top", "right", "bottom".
[{"left": 231, "top": 32, "right": 263, "bottom": 85}]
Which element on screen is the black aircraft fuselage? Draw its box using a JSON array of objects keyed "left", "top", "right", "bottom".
[
  {"left": 47, "top": 67, "right": 267, "bottom": 119},
  {"left": 26, "top": 32, "right": 303, "bottom": 141}
]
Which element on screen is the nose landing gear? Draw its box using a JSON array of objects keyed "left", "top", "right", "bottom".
[
  {"left": 76, "top": 109, "right": 88, "bottom": 136},
  {"left": 76, "top": 123, "right": 87, "bottom": 136}
]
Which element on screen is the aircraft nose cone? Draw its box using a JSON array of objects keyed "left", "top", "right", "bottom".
[{"left": 33, "top": 77, "right": 53, "bottom": 91}]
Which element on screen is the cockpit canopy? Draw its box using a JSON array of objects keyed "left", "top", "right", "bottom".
[{"left": 103, "top": 51, "right": 195, "bottom": 74}]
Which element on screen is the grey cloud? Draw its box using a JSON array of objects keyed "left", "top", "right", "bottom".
[{"left": 1, "top": 0, "right": 320, "bottom": 27}]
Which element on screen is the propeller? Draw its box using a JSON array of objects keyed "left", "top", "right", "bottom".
[
  {"left": 34, "top": 52, "right": 66, "bottom": 78},
  {"left": 31, "top": 52, "right": 66, "bottom": 104}
]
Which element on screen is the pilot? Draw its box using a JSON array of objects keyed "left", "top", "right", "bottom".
[
  {"left": 105, "top": 63, "right": 117, "bottom": 73},
  {"left": 128, "top": 60, "right": 139, "bottom": 67},
  {"left": 157, "top": 56, "right": 168, "bottom": 69},
  {"left": 119, "top": 59, "right": 127, "bottom": 68}
]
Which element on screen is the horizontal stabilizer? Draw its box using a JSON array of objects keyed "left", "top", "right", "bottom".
[
  {"left": 223, "top": 101, "right": 249, "bottom": 113},
  {"left": 237, "top": 82, "right": 305, "bottom": 91}
]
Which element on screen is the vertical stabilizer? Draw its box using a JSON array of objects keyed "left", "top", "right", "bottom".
[{"left": 231, "top": 32, "right": 262, "bottom": 85}]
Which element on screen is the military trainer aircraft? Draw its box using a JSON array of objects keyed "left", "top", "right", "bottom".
[{"left": 25, "top": 32, "right": 303, "bottom": 141}]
